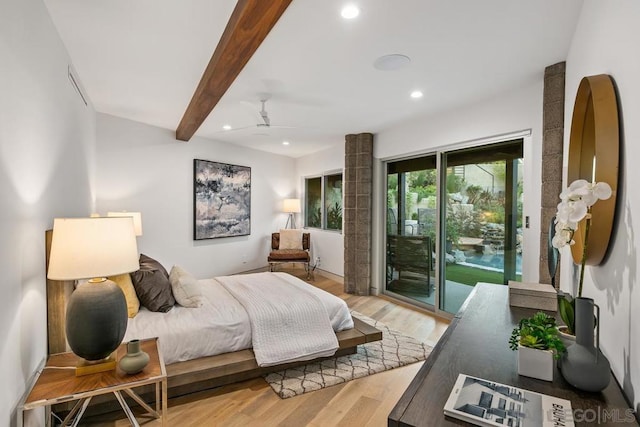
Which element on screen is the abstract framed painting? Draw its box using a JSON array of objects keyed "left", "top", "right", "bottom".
[{"left": 193, "top": 159, "right": 251, "bottom": 240}]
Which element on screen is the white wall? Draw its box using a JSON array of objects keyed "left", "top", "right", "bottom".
[
  {"left": 0, "top": 0, "right": 96, "bottom": 424},
  {"left": 95, "top": 114, "right": 297, "bottom": 279},
  {"left": 376, "top": 81, "right": 544, "bottom": 284},
  {"left": 560, "top": 0, "right": 640, "bottom": 411}
]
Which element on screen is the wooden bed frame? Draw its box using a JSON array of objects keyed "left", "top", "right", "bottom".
[{"left": 45, "top": 230, "right": 382, "bottom": 414}]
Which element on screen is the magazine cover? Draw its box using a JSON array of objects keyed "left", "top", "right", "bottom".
[{"left": 444, "top": 374, "right": 574, "bottom": 427}]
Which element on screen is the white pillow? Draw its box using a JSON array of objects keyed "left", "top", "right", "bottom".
[
  {"left": 169, "top": 265, "right": 203, "bottom": 308},
  {"left": 279, "top": 229, "right": 303, "bottom": 250}
]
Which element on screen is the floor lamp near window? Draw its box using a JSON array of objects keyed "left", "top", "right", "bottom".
[
  {"left": 47, "top": 217, "right": 139, "bottom": 375},
  {"left": 283, "top": 198, "right": 301, "bottom": 229}
]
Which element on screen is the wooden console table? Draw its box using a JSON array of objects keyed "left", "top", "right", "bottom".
[{"left": 389, "top": 284, "right": 638, "bottom": 426}]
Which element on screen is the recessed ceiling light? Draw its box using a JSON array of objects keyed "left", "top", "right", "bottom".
[
  {"left": 341, "top": 4, "right": 360, "bottom": 19},
  {"left": 282, "top": 141, "right": 290, "bottom": 146},
  {"left": 222, "top": 125, "right": 231, "bottom": 130},
  {"left": 410, "top": 90, "right": 424, "bottom": 99},
  {"left": 373, "top": 54, "right": 411, "bottom": 71}
]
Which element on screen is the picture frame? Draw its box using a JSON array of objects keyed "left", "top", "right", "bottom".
[{"left": 193, "top": 159, "right": 251, "bottom": 240}]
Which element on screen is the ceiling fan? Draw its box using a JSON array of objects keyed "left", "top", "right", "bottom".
[
  {"left": 222, "top": 99, "right": 295, "bottom": 133},
  {"left": 256, "top": 99, "right": 271, "bottom": 128}
]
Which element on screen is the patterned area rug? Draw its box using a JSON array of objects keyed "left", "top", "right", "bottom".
[{"left": 264, "top": 311, "right": 433, "bottom": 398}]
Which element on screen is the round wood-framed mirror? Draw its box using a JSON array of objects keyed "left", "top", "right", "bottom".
[{"left": 567, "top": 74, "right": 619, "bottom": 265}]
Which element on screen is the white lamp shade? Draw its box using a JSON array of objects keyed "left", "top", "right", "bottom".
[
  {"left": 107, "top": 211, "right": 143, "bottom": 236},
  {"left": 47, "top": 217, "right": 140, "bottom": 280},
  {"left": 283, "top": 198, "right": 301, "bottom": 213}
]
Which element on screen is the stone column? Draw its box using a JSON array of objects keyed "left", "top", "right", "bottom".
[
  {"left": 539, "top": 62, "right": 565, "bottom": 286},
  {"left": 344, "top": 133, "right": 373, "bottom": 295}
]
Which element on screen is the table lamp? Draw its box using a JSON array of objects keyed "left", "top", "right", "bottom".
[
  {"left": 283, "top": 198, "right": 301, "bottom": 229},
  {"left": 107, "top": 211, "right": 143, "bottom": 236},
  {"left": 47, "top": 217, "right": 139, "bottom": 375}
]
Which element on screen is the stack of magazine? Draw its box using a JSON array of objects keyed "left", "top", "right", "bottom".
[{"left": 444, "top": 374, "right": 574, "bottom": 427}]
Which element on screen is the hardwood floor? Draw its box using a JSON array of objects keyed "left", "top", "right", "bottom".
[{"left": 84, "top": 267, "right": 449, "bottom": 427}]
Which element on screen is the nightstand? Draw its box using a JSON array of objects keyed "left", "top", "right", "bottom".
[{"left": 22, "top": 337, "right": 167, "bottom": 427}]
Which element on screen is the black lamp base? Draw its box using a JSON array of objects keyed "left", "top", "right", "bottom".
[{"left": 66, "top": 278, "right": 127, "bottom": 362}]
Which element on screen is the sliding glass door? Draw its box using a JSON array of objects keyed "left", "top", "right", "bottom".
[
  {"left": 385, "top": 156, "right": 438, "bottom": 308},
  {"left": 439, "top": 141, "right": 523, "bottom": 313},
  {"left": 385, "top": 140, "right": 523, "bottom": 314}
]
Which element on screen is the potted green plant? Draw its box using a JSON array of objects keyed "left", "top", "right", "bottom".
[
  {"left": 557, "top": 291, "right": 576, "bottom": 342},
  {"left": 509, "top": 312, "right": 566, "bottom": 381}
]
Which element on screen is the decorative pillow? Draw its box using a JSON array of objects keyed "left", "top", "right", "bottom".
[
  {"left": 279, "top": 229, "right": 303, "bottom": 250},
  {"left": 169, "top": 265, "right": 203, "bottom": 308},
  {"left": 130, "top": 254, "right": 175, "bottom": 312},
  {"left": 108, "top": 273, "right": 140, "bottom": 318}
]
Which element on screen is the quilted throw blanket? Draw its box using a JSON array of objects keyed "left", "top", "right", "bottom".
[{"left": 216, "top": 272, "right": 339, "bottom": 367}]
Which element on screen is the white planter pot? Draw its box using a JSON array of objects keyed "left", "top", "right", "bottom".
[
  {"left": 557, "top": 326, "right": 576, "bottom": 348},
  {"left": 517, "top": 345, "right": 554, "bottom": 381}
]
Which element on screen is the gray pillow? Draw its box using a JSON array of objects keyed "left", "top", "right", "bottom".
[{"left": 130, "top": 254, "right": 175, "bottom": 312}]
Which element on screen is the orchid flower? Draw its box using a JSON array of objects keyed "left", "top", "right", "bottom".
[{"left": 552, "top": 180, "right": 612, "bottom": 296}]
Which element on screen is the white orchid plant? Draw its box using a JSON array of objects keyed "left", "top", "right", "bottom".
[
  {"left": 552, "top": 179, "right": 612, "bottom": 295},
  {"left": 552, "top": 179, "right": 612, "bottom": 334}
]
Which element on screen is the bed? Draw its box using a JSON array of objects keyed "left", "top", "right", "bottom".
[
  {"left": 123, "top": 272, "right": 355, "bottom": 366},
  {"left": 44, "top": 230, "right": 382, "bottom": 414}
]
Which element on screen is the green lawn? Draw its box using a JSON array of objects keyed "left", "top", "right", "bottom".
[{"left": 445, "top": 263, "right": 521, "bottom": 286}]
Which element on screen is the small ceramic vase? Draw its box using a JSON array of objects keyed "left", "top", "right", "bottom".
[{"left": 119, "top": 339, "right": 150, "bottom": 374}]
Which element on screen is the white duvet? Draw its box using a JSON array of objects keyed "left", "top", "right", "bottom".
[
  {"left": 216, "top": 272, "right": 340, "bottom": 367},
  {"left": 124, "top": 272, "right": 353, "bottom": 365}
]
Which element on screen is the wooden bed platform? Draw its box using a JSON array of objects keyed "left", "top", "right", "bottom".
[
  {"left": 44, "top": 230, "right": 382, "bottom": 414},
  {"left": 165, "top": 316, "right": 381, "bottom": 395},
  {"left": 62, "top": 317, "right": 381, "bottom": 415}
]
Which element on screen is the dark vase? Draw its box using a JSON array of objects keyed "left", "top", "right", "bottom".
[
  {"left": 119, "top": 339, "right": 150, "bottom": 374},
  {"left": 558, "top": 297, "right": 610, "bottom": 392},
  {"left": 66, "top": 280, "right": 128, "bottom": 360}
]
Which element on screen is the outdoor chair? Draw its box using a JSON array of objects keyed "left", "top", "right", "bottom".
[{"left": 387, "top": 234, "right": 433, "bottom": 296}]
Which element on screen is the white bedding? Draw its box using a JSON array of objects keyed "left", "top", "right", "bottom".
[
  {"left": 216, "top": 272, "right": 339, "bottom": 367},
  {"left": 124, "top": 272, "right": 353, "bottom": 365}
]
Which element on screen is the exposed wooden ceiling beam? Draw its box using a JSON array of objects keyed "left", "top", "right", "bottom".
[{"left": 175, "top": 0, "right": 294, "bottom": 142}]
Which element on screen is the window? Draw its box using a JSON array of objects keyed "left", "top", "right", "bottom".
[
  {"left": 498, "top": 398, "right": 506, "bottom": 410},
  {"left": 305, "top": 172, "right": 343, "bottom": 231},
  {"left": 324, "top": 174, "right": 343, "bottom": 231},
  {"left": 479, "top": 391, "right": 494, "bottom": 408},
  {"left": 305, "top": 177, "right": 322, "bottom": 228}
]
